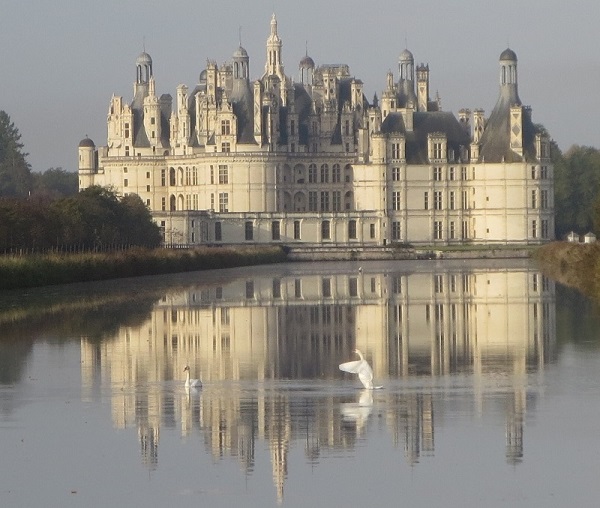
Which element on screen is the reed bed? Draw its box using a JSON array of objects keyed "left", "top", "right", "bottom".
[
  {"left": 534, "top": 241, "right": 600, "bottom": 297},
  {"left": 0, "top": 246, "right": 287, "bottom": 290}
]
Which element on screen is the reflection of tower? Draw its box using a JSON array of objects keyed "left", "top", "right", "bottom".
[
  {"left": 505, "top": 389, "right": 525, "bottom": 464},
  {"left": 266, "top": 396, "right": 291, "bottom": 504},
  {"left": 139, "top": 424, "right": 159, "bottom": 469}
]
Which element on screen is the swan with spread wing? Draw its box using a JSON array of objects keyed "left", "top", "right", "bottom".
[{"left": 339, "top": 349, "right": 382, "bottom": 389}]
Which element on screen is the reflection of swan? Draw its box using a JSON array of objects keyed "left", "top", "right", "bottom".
[
  {"left": 340, "top": 390, "right": 373, "bottom": 432},
  {"left": 339, "top": 349, "right": 382, "bottom": 389},
  {"left": 183, "top": 366, "right": 202, "bottom": 388}
]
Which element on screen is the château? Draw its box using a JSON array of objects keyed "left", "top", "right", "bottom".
[{"left": 79, "top": 14, "right": 554, "bottom": 249}]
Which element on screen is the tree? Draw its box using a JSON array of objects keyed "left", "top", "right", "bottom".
[
  {"left": 0, "top": 111, "right": 32, "bottom": 197},
  {"left": 554, "top": 145, "right": 600, "bottom": 238},
  {"left": 31, "top": 168, "right": 78, "bottom": 198}
]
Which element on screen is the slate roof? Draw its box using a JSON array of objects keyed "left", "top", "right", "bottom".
[
  {"left": 381, "top": 111, "right": 470, "bottom": 164},
  {"left": 478, "top": 84, "right": 538, "bottom": 163}
]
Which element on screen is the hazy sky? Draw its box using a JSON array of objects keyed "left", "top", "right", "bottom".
[{"left": 1, "top": 0, "right": 598, "bottom": 172}]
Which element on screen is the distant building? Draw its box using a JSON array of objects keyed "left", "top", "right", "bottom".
[{"left": 79, "top": 15, "right": 554, "bottom": 248}]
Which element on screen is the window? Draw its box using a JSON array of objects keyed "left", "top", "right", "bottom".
[
  {"left": 218, "top": 165, "right": 228, "bottom": 184},
  {"left": 461, "top": 166, "right": 467, "bottom": 180},
  {"left": 161, "top": 197, "right": 166, "bottom": 211},
  {"left": 125, "top": 146, "right": 130, "bottom": 156},
  {"left": 273, "top": 278, "right": 281, "bottom": 298},
  {"left": 391, "top": 143, "right": 401, "bottom": 159},
  {"left": 124, "top": 178, "right": 128, "bottom": 187},
  {"left": 320, "top": 164, "right": 329, "bottom": 183},
  {"left": 531, "top": 166, "right": 537, "bottom": 179},
  {"left": 392, "top": 191, "right": 401, "bottom": 211},
  {"left": 424, "top": 192, "right": 429, "bottom": 210},
  {"left": 344, "top": 120, "right": 350, "bottom": 136},
  {"left": 221, "top": 120, "right": 231, "bottom": 135},
  {"left": 392, "top": 221, "right": 401, "bottom": 240},
  {"left": 462, "top": 190, "right": 468, "bottom": 210},
  {"left": 215, "top": 222, "right": 222, "bottom": 241},
  {"left": 462, "top": 220, "right": 468, "bottom": 239},
  {"left": 450, "top": 221, "right": 456, "bottom": 239},
  {"left": 542, "top": 219, "right": 549, "bottom": 239},
  {"left": 433, "top": 142, "right": 442, "bottom": 159},
  {"left": 221, "top": 142, "right": 231, "bottom": 152},
  {"left": 348, "top": 220, "right": 357, "bottom": 239},
  {"left": 321, "top": 220, "right": 331, "bottom": 240},
  {"left": 294, "top": 220, "right": 301, "bottom": 240},
  {"left": 309, "top": 164, "right": 317, "bottom": 183},
  {"left": 531, "top": 190, "right": 537, "bottom": 209},
  {"left": 322, "top": 278, "right": 332, "bottom": 297},
  {"left": 392, "top": 167, "right": 400, "bottom": 181},
  {"left": 332, "top": 164, "right": 341, "bottom": 183},
  {"left": 151, "top": 117, "right": 156, "bottom": 125},
  {"left": 124, "top": 123, "right": 130, "bottom": 138},
  {"left": 290, "top": 120, "right": 295, "bottom": 136},
  {"left": 332, "top": 191, "right": 341, "bottom": 211},
  {"left": 309, "top": 191, "right": 318, "bottom": 211},
  {"left": 532, "top": 220, "right": 538, "bottom": 239},
  {"left": 434, "top": 221, "right": 443, "bottom": 240},
  {"left": 370, "top": 223, "right": 376, "bottom": 239},
  {"left": 320, "top": 191, "right": 330, "bottom": 211},
  {"left": 245, "top": 281, "right": 254, "bottom": 299},
  {"left": 392, "top": 277, "right": 401, "bottom": 294},
  {"left": 449, "top": 167, "right": 455, "bottom": 181},
  {"left": 450, "top": 191, "right": 455, "bottom": 210},
  {"left": 271, "top": 221, "right": 281, "bottom": 240},
  {"left": 294, "top": 279, "right": 302, "bottom": 298},
  {"left": 161, "top": 168, "right": 166, "bottom": 186},
  {"left": 435, "top": 275, "right": 444, "bottom": 293},
  {"left": 146, "top": 185, "right": 150, "bottom": 192},
  {"left": 210, "top": 165, "right": 214, "bottom": 184},
  {"left": 433, "top": 167, "right": 442, "bottom": 181},
  {"left": 434, "top": 191, "right": 442, "bottom": 210},
  {"left": 541, "top": 166, "right": 548, "bottom": 179},
  {"left": 349, "top": 278, "right": 358, "bottom": 297},
  {"left": 219, "top": 192, "right": 229, "bottom": 212},
  {"left": 245, "top": 221, "right": 253, "bottom": 241},
  {"left": 541, "top": 190, "right": 548, "bottom": 209}
]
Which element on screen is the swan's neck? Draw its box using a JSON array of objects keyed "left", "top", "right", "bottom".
[
  {"left": 185, "top": 370, "right": 191, "bottom": 385},
  {"left": 356, "top": 350, "right": 364, "bottom": 361}
]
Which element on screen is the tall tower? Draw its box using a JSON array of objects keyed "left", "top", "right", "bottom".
[
  {"left": 134, "top": 51, "right": 153, "bottom": 99},
  {"left": 398, "top": 49, "right": 417, "bottom": 108},
  {"left": 265, "top": 13, "right": 285, "bottom": 82},
  {"left": 416, "top": 64, "right": 429, "bottom": 112}
]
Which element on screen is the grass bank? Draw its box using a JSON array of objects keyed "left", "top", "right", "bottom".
[
  {"left": 0, "top": 246, "right": 288, "bottom": 290},
  {"left": 533, "top": 241, "right": 600, "bottom": 297}
]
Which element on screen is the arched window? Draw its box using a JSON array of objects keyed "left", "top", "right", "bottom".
[{"left": 169, "top": 168, "right": 176, "bottom": 186}]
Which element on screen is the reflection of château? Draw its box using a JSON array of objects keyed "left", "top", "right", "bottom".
[{"left": 81, "top": 261, "right": 555, "bottom": 499}]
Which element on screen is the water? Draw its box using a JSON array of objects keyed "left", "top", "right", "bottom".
[{"left": 1, "top": 259, "right": 600, "bottom": 507}]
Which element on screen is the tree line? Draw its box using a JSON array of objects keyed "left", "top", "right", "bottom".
[
  {"left": 0, "top": 186, "right": 162, "bottom": 252},
  {"left": 0, "top": 110, "right": 161, "bottom": 252}
]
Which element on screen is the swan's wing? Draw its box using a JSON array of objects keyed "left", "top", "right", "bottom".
[
  {"left": 339, "top": 360, "right": 363, "bottom": 373},
  {"left": 357, "top": 362, "right": 374, "bottom": 389}
]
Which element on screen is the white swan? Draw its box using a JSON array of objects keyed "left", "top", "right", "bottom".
[
  {"left": 339, "top": 349, "right": 382, "bottom": 389},
  {"left": 183, "top": 366, "right": 202, "bottom": 388}
]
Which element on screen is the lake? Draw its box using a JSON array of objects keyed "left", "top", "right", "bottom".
[{"left": 1, "top": 259, "right": 600, "bottom": 507}]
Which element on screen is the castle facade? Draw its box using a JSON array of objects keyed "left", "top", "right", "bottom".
[{"left": 78, "top": 14, "right": 554, "bottom": 248}]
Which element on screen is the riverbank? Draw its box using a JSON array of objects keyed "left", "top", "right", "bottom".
[
  {"left": 533, "top": 241, "right": 600, "bottom": 297},
  {"left": 0, "top": 246, "right": 287, "bottom": 290}
]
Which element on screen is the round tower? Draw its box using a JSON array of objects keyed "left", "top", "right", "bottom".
[
  {"left": 78, "top": 137, "right": 96, "bottom": 189},
  {"left": 499, "top": 48, "right": 517, "bottom": 86},
  {"left": 299, "top": 54, "right": 315, "bottom": 86},
  {"left": 233, "top": 46, "right": 250, "bottom": 81}
]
